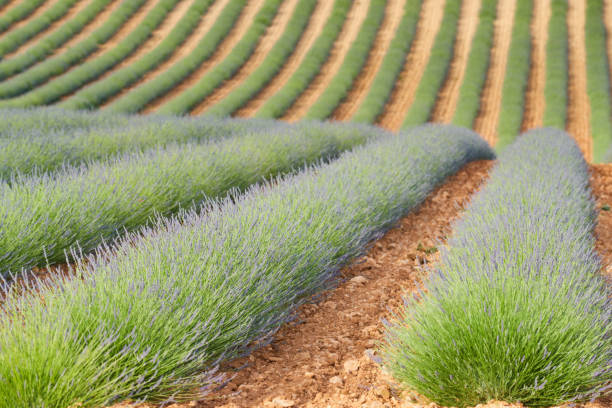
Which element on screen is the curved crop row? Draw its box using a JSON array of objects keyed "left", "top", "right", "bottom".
[
  {"left": 0, "top": 119, "right": 381, "bottom": 276},
  {"left": 0, "top": 0, "right": 113, "bottom": 82},
  {"left": 253, "top": 0, "right": 352, "bottom": 119},
  {"left": 0, "top": 115, "right": 287, "bottom": 179},
  {"left": 57, "top": 1, "right": 215, "bottom": 110},
  {"left": 495, "top": 0, "right": 533, "bottom": 150},
  {"left": 302, "top": 0, "right": 386, "bottom": 120},
  {"left": 401, "top": 0, "right": 461, "bottom": 127},
  {"left": 106, "top": 1, "right": 246, "bottom": 114},
  {"left": 0, "top": 0, "right": 181, "bottom": 107},
  {"left": 351, "top": 0, "right": 422, "bottom": 123},
  {"left": 0, "top": 0, "right": 46, "bottom": 35},
  {"left": 0, "top": 0, "right": 146, "bottom": 100},
  {"left": 0, "top": 0, "right": 79, "bottom": 57},
  {"left": 585, "top": 0, "right": 612, "bottom": 162},
  {"left": 203, "top": 0, "right": 317, "bottom": 118},
  {"left": 382, "top": 128, "right": 611, "bottom": 407},
  {"left": 451, "top": 0, "right": 496, "bottom": 128},
  {"left": 0, "top": 124, "right": 494, "bottom": 407},
  {"left": 542, "top": 0, "right": 568, "bottom": 129},
  {"left": 155, "top": 0, "right": 284, "bottom": 115}
]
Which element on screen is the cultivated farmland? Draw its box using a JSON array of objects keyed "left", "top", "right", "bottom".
[{"left": 0, "top": 1, "right": 611, "bottom": 407}]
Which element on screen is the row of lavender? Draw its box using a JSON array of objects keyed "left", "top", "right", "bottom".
[
  {"left": 0, "top": 124, "right": 494, "bottom": 407},
  {"left": 382, "top": 128, "right": 612, "bottom": 406}
]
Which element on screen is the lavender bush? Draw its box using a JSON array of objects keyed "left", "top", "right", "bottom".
[
  {"left": 0, "top": 119, "right": 382, "bottom": 277},
  {"left": 381, "top": 128, "right": 612, "bottom": 407},
  {"left": 0, "top": 124, "right": 493, "bottom": 407}
]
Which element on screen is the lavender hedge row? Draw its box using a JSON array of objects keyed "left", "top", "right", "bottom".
[
  {"left": 382, "top": 128, "right": 612, "bottom": 407},
  {"left": 0, "top": 120, "right": 381, "bottom": 277},
  {"left": 542, "top": 0, "right": 568, "bottom": 129},
  {"left": 0, "top": 124, "right": 494, "bottom": 407},
  {"left": 0, "top": 0, "right": 46, "bottom": 35}
]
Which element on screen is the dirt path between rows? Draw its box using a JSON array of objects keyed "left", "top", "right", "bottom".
[
  {"left": 0, "top": 0, "right": 55, "bottom": 39},
  {"left": 234, "top": 0, "right": 333, "bottom": 118},
  {"left": 521, "top": 0, "right": 550, "bottom": 132},
  {"left": 58, "top": 0, "right": 194, "bottom": 103},
  {"left": 143, "top": 0, "right": 265, "bottom": 114},
  {"left": 566, "top": 0, "right": 592, "bottom": 161},
  {"left": 592, "top": 164, "right": 612, "bottom": 278},
  {"left": 430, "top": 0, "right": 481, "bottom": 123},
  {"left": 50, "top": 0, "right": 122, "bottom": 56},
  {"left": 4, "top": 0, "right": 91, "bottom": 58},
  {"left": 191, "top": 0, "right": 299, "bottom": 115},
  {"left": 473, "top": 0, "right": 516, "bottom": 147},
  {"left": 376, "top": 0, "right": 446, "bottom": 132},
  {"left": 331, "top": 0, "right": 406, "bottom": 122},
  {"left": 280, "top": 0, "right": 370, "bottom": 122},
  {"left": 101, "top": 0, "right": 230, "bottom": 108}
]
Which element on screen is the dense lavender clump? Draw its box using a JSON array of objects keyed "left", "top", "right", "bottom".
[
  {"left": 0, "top": 124, "right": 494, "bottom": 407},
  {"left": 382, "top": 128, "right": 612, "bottom": 407},
  {"left": 0, "top": 118, "right": 382, "bottom": 277}
]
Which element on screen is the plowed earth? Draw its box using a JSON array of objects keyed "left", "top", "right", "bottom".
[
  {"left": 376, "top": 0, "right": 446, "bottom": 131},
  {"left": 566, "top": 0, "right": 592, "bottom": 161},
  {"left": 520, "top": 0, "right": 549, "bottom": 131},
  {"left": 473, "top": 0, "right": 516, "bottom": 146},
  {"left": 280, "top": 0, "right": 370, "bottom": 122},
  {"left": 331, "top": 0, "right": 406, "bottom": 121},
  {"left": 431, "top": 0, "right": 481, "bottom": 123}
]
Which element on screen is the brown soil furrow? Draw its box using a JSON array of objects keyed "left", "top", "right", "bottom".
[
  {"left": 592, "top": 164, "right": 612, "bottom": 278},
  {"left": 280, "top": 0, "right": 371, "bottom": 122},
  {"left": 0, "top": 0, "right": 56, "bottom": 40},
  {"left": 191, "top": 0, "right": 299, "bottom": 115},
  {"left": 521, "top": 0, "right": 550, "bottom": 131},
  {"left": 120, "top": 161, "right": 493, "bottom": 408},
  {"left": 101, "top": 0, "right": 231, "bottom": 108},
  {"left": 4, "top": 0, "right": 92, "bottom": 58},
  {"left": 431, "top": 0, "right": 482, "bottom": 123},
  {"left": 566, "top": 0, "right": 592, "bottom": 161},
  {"left": 143, "top": 0, "right": 265, "bottom": 114},
  {"left": 473, "top": 0, "right": 516, "bottom": 146},
  {"left": 234, "top": 0, "right": 334, "bottom": 118},
  {"left": 331, "top": 0, "right": 406, "bottom": 121},
  {"left": 50, "top": 0, "right": 123, "bottom": 56},
  {"left": 376, "top": 0, "right": 446, "bottom": 132}
]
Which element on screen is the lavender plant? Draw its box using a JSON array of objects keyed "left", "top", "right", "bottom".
[
  {"left": 381, "top": 128, "right": 612, "bottom": 407},
  {"left": 0, "top": 120, "right": 382, "bottom": 276},
  {"left": 0, "top": 124, "right": 494, "bottom": 407}
]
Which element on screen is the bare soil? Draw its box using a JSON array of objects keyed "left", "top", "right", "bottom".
[
  {"left": 591, "top": 164, "right": 612, "bottom": 276},
  {"left": 101, "top": 0, "right": 231, "bottom": 108},
  {"left": 376, "top": 0, "right": 446, "bottom": 132},
  {"left": 4, "top": 0, "right": 91, "bottom": 58},
  {"left": 190, "top": 0, "right": 300, "bottom": 115},
  {"left": 143, "top": 0, "right": 266, "bottom": 114},
  {"left": 431, "top": 0, "right": 481, "bottom": 123},
  {"left": 473, "top": 0, "right": 516, "bottom": 146},
  {"left": 0, "top": 0, "right": 56, "bottom": 39},
  {"left": 331, "top": 0, "right": 406, "bottom": 122},
  {"left": 520, "top": 0, "right": 550, "bottom": 131},
  {"left": 280, "top": 0, "right": 370, "bottom": 122},
  {"left": 566, "top": 0, "right": 592, "bottom": 161},
  {"left": 234, "top": 0, "right": 334, "bottom": 118}
]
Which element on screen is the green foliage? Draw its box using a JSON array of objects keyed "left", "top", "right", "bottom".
[
  {"left": 585, "top": 0, "right": 612, "bottom": 162},
  {"left": 57, "top": 0, "right": 215, "bottom": 110},
  {"left": 303, "top": 0, "right": 386, "bottom": 120},
  {"left": 451, "top": 0, "right": 496, "bottom": 128},
  {"left": 401, "top": 0, "right": 461, "bottom": 127},
  {"left": 351, "top": 0, "right": 422, "bottom": 123},
  {"left": 496, "top": 0, "right": 532, "bottom": 150},
  {"left": 0, "top": 124, "right": 493, "bottom": 407},
  {"left": 155, "top": 0, "right": 283, "bottom": 115},
  {"left": 0, "top": 0, "right": 46, "bottom": 34},
  {"left": 542, "top": 0, "right": 568, "bottom": 128},
  {"left": 106, "top": 0, "right": 245, "bottom": 114},
  {"left": 0, "top": 0, "right": 146, "bottom": 99},
  {"left": 202, "top": 0, "right": 317, "bottom": 117},
  {"left": 254, "top": 0, "right": 352, "bottom": 119}
]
